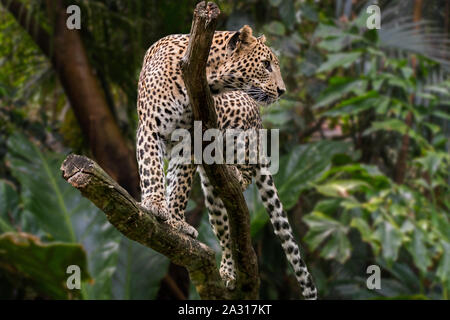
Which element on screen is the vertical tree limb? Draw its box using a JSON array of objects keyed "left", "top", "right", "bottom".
[{"left": 180, "top": 1, "right": 260, "bottom": 299}]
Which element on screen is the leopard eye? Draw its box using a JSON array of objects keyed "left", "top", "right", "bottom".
[{"left": 263, "top": 60, "right": 272, "bottom": 72}]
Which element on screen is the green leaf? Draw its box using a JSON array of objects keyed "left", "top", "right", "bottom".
[
  {"left": 0, "top": 232, "right": 91, "bottom": 299},
  {"left": 320, "top": 230, "right": 351, "bottom": 263},
  {"left": 317, "top": 34, "right": 363, "bottom": 52},
  {"left": 350, "top": 218, "right": 372, "bottom": 242},
  {"left": 262, "top": 109, "right": 292, "bottom": 126},
  {"left": 313, "top": 24, "right": 344, "bottom": 38},
  {"left": 437, "top": 241, "right": 450, "bottom": 283},
  {"left": 365, "top": 119, "right": 430, "bottom": 149},
  {"left": 323, "top": 95, "right": 380, "bottom": 117},
  {"left": 433, "top": 111, "right": 450, "bottom": 121},
  {"left": 264, "top": 21, "right": 285, "bottom": 36},
  {"left": 0, "top": 180, "right": 19, "bottom": 232},
  {"left": 299, "top": 3, "right": 318, "bottom": 22},
  {"left": 316, "top": 180, "right": 371, "bottom": 198},
  {"left": 269, "top": 0, "right": 282, "bottom": 6},
  {"left": 374, "top": 222, "right": 403, "bottom": 264},
  {"left": 314, "top": 199, "right": 341, "bottom": 215},
  {"left": 316, "top": 52, "right": 362, "bottom": 73},
  {"left": 407, "top": 227, "right": 431, "bottom": 274},
  {"left": 279, "top": 0, "right": 296, "bottom": 27},
  {"left": 112, "top": 238, "right": 169, "bottom": 299},
  {"left": 6, "top": 133, "right": 122, "bottom": 299},
  {"left": 415, "top": 151, "right": 444, "bottom": 176},
  {"left": 304, "top": 211, "right": 351, "bottom": 263},
  {"left": 313, "top": 79, "right": 368, "bottom": 109},
  {"left": 276, "top": 141, "right": 351, "bottom": 209}
]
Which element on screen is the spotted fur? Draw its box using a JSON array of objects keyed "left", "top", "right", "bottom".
[{"left": 137, "top": 25, "right": 317, "bottom": 299}]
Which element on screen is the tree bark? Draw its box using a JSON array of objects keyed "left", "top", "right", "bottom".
[
  {"left": 1, "top": 0, "right": 140, "bottom": 198},
  {"left": 180, "top": 1, "right": 260, "bottom": 299},
  {"left": 60, "top": 154, "right": 228, "bottom": 299}
]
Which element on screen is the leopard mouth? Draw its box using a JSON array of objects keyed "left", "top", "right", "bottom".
[{"left": 247, "top": 86, "right": 278, "bottom": 105}]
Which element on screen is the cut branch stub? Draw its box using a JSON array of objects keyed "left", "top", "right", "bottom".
[{"left": 180, "top": 1, "right": 220, "bottom": 129}]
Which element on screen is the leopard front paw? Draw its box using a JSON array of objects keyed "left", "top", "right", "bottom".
[
  {"left": 140, "top": 197, "right": 170, "bottom": 221},
  {"left": 168, "top": 219, "right": 199, "bottom": 238}
]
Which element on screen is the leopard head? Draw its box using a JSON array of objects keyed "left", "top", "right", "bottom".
[{"left": 209, "top": 25, "right": 286, "bottom": 105}]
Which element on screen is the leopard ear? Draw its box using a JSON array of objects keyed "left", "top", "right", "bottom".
[
  {"left": 227, "top": 31, "right": 241, "bottom": 52},
  {"left": 238, "top": 25, "right": 256, "bottom": 45},
  {"left": 227, "top": 25, "right": 256, "bottom": 55},
  {"left": 258, "top": 34, "right": 266, "bottom": 43}
]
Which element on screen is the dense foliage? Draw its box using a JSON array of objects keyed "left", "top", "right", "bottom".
[{"left": 0, "top": 0, "right": 448, "bottom": 299}]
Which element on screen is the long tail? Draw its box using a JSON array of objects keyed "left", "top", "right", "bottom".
[{"left": 255, "top": 169, "right": 318, "bottom": 300}]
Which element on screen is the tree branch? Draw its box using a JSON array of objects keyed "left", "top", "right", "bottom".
[
  {"left": 60, "top": 154, "right": 228, "bottom": 300},
  {"left": 180, "top": 1, "right": 259, "bottom": 299}
]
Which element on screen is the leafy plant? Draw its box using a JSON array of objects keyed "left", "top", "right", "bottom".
[{"left": 1, "top": 133, "right": 169, "bottom": 299}]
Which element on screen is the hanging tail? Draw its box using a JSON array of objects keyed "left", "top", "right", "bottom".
[{"left": 255, "top": 168, "right": 318, "bottom": 300}]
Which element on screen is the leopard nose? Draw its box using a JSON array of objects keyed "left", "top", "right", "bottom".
[{"left": 277, "top": 87, "right": 285, "bottom": 97}]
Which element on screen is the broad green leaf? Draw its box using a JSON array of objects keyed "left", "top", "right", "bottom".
[
  {"left": 6, "top": 133, "right": 122, "bottom": 299},
  {"left": 437, "top": 241, "right": 450, "bottom": 283},
  {"left": 316, "top": 180, "right": 371, "bottom": 198},
  {"left": 407, "top": 228, "right": 431, "bottom": 273},
  {"left": 433, "top": 111, "right": 450, "bottom": 121},
  {"left": 112, "top": 238, "right": 169, "bottom": 299},
  {"left": 314, "top": 199, "right": 341, "bottom": 215},
  {"left": 365, "top": 119, "right": 430, "bottom": 148},
  {"left": 350, "top": 218, "right": 372, "bottom": 242},
  {"left": 276, "top": 141, "right": 351, "bottom": 209},
  {"left": 304, "top": 211, "right": 351, "bottom": 263},
  {"left": 415, "top": 152, "right": 444, "bottom": 176},
  {"left": 299, "top": 3, "right": 318, "bottom": 22},
  {"left": 0, "top": 180, "right": 19, "bottom": 232},
  {"left": 317, "top": 34, "right": 362, "bottom": 52},
  {"left": 279, "top": 0, "right": 296, "bottom": 27},
  {"left": 0, "top": 232, "right": 91, "bottom": 299},
  {"left": 376, "top": 261, "right": 420, "bottom": 293},
  {"left": 313, "top": 79, "right": 368, "bottom": 109},
  {"left": 313, "top": 23, "right": 344, "bottom": 38},
  {"left": 323, "top": 96, "right": 379, "bottom": 117},
  {"left": 269, "top": 0, "right": 282, "bottom": 6},
  {"left": 316, "top": 52, "right": 362, "bottom": 73},
  {"left": 320, "top": 230, "right": 351, "bottom": 263},
  {"left": 262, "top": 109, "right": 292, "bottom": 126},
  {"left": 374, "top": 222, "right": 403, "bottom": 264},
  {"left": 320, "top": 163, "right": 390, "bottom": 189},
  {"left": 264, "top": 21, "right": 285, "bottom": 36}
]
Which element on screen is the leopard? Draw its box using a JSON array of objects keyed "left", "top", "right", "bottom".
[{"left": 136, "top": 24, "right": 317, "bottom": 299}]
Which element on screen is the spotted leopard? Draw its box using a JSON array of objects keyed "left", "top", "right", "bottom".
[{"left": 137, "top": 25, "right": 317, "bottom": 299}]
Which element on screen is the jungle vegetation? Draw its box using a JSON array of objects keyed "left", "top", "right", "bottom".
[{"left": 0, "top": 0, "right": 449, "bottom": 300}]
